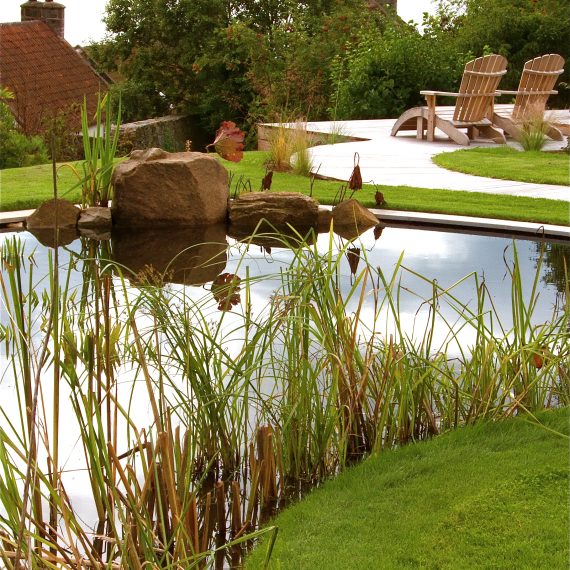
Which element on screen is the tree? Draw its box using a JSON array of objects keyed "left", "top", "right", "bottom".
[
  {"left": 92, "top": 0, "right": 570, "bottom": 134},
  {"left": 96, "top": 0, "right": 383, "bottom": 134},
  {"left": 432, "top": 0, "right": 570, "bottom": 105}
]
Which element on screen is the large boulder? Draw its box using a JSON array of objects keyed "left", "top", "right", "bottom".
[
  {"left": 111, "top": 148, "right": 229, "bottom": 227},
  {"left": 26, "top": 199, "right": 80, "bottom": 229},
  {"left": 331, "top": 199, "right": 379, "bottom": 239},
  {"left": 229, "top": 192, "right": 319, "bottom": 233}
]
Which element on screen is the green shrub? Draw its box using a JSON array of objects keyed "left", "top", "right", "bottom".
[
  {"left": 516, "top": 106, "right": 552, "bottom": 151},
  {"left": 332, "top": 22, "right": 468, "bottom": 120},
  {"left": 0, "top": 130, "right": 49, "bottom": 169},
  {"left": 0, "top": 89, "right": 49, "bottom": 169}
]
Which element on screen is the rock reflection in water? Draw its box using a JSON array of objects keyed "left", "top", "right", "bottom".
[
  {"left": 228, "top": 224, "right": 318, "bottom": 249},
  {"left": 28, "top": 227, "right": 79, "bottom": 248},
  {"left": 111, "top": 224, "right": 228, "bottom": 285}
]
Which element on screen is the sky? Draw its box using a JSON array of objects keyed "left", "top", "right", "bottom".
[{"left": 0, "top": 1, "right": 438, "bottom": 46}]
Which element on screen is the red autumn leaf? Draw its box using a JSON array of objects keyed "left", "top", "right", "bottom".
[
  {"left": 348, "top": 164, "right": 362, "bottom": 191},
  {"left": 209, "top": 121, "right": 245, "bottom": 163},
  {"left": 346, "top": 247, "right": 361, "bottom": 276},
  {"left": 211, "top": 272, "right": 241, "bottom": 311},
  {"left": 348, "top": 152, "right": 362, "bottom": 191},
  {"left": 261, "top": 170, "right": 273, "bottom": 191},
  {"left": 373, "top": 224, "right": 384, "bottom": 240},
  {"left": 532, "top": 352, "right": 543, "bottom": 369}
]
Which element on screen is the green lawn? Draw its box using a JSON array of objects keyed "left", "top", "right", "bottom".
[
  {"left": 247, "top": 408, "right": 569, "bottom": 570},
  {"left": 226, "top": 152, "right": 569, "bottom": 225},
  {"left": 1, "top": 151, "right": 568, "bottom": 225},
  {"left": 433, "top": 146, "right": 570, "bottom": 186},
  {"left": 0, "top": 161, "right": 83, "bottom": 211}
]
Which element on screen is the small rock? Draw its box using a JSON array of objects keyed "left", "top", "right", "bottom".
[
  {"left": 331, "top": 199, "right": 379, "bottom": 239},
  {"left": 317, "top": 207, "right": 333, "bottom": 232},
  {"left": 78, "top": 228, "right": 112, "bottom": 241},
  {"left": 26, "top": 199, "right": 80, "bottom": 229},
  {"left": 28, "top": 228, "right": 79, "bottom": 248},
  {"left": 78, "top": 207, "right": 112, "bottom": 229}
]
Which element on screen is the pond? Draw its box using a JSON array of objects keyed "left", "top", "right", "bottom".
[{"left": 0, "top": 223, "right": 568, "bottom": 568}]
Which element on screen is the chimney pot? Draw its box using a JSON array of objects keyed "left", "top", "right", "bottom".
[{"left": 21, "top": 0, "right": 65, "bottom": 39}]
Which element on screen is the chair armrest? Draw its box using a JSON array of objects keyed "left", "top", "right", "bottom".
[
  {"left": 497, "top": 89, "right": 558, "bottom": 96},
  {"left": 420, "top": 90, "right": 502, "bottom": 98},
  {"left": 420, "top": 91, "right": 461, "bottom": 97}
]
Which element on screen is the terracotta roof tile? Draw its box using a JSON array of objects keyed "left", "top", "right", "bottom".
[{"left": 0, "top": 21, "right": 109, "bottom": 135}]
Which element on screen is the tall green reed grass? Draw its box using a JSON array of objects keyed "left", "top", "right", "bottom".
[
  {"left": 59, "top": 93, "right": 122, "bottom": 208},
  {"left": 0, "top": 228, "right": 567, "bottom": 567}
]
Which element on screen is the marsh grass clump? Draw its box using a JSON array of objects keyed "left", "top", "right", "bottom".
[
  {"left": 267, "top": 119, "right": 314, "bottom": 175},
  {"left": 325, "top": 120, "right": 354, "bottom": 145},
  {"left": 516, "top": 106, "right": 552, "bottom": 151},
  {"left": 0, "top": 229, "right": 568, "bottom": 568}
]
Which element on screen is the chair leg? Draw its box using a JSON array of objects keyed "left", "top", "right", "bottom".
[
  {"left": 492, "top": 114, "right": 520, "bottom": 139},
  {"left": 546, "top": 125, "right": 564, "bottom": 141},
  {"left": 476, "top": 125, "right": 507, "bottom": 144},
  {"left": 425, "top": 95, "right": 436, "bottom": 142},
  {"left": 434, "top": 117, "right": 470, "bottom": 145},
  {"left": 416, "top": 116, "right": 425, "bottom": 140}
]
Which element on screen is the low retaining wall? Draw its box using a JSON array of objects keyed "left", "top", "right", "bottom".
[
  {"left": 257, "top": 123, "right": 365, "bottom": 151},
  {"left": 117, "top": 115, "right": 195, "bottom": 153}
]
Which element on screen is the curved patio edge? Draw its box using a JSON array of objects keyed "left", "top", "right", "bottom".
[{"left": 260, "top": 118, "right": 569, "bottom": 202}]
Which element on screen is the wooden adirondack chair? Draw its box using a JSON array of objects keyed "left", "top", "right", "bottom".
[
  {"left": 493, "top": 54, "right": 566, "bottom": 140},
  {"left": 391, "top": 54, "right": 508, "bottom": 145}
]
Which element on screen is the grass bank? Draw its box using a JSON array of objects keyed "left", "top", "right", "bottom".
[
  {"left": 1, "top": 151, "right": 568, "bottom": 225},
  {"left": 247, "top": 407, "right": 569, "bottom": 570},
  {"left": 0, "top": 161, "right": 83, "bottom": 211},
  {"left": 226, "top": 152, "right": 569, "bottom": 226},
  {"left": 433, "top": 146, "right": 569, "bottom": 186}
]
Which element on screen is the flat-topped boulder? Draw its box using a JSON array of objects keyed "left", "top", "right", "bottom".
[
  {"left": 229, "top": 192, "right": 319, "bottom": 233},
  {"left": 78, "top": 207, "right": 112, "bottom": 229},
  {"left": 111, "top": 148, "right": 229, "bottom": 227}
]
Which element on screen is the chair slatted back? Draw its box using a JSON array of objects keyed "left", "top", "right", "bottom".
[
  {"left": 453, "top": 54, "right": 507, "bottom": 122},
  {"left": 512, "top": 54, "right": 565, "bottom": 119}
]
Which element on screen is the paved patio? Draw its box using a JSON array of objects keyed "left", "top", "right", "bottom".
[{"left": 280, "top": 118, "right": 569, "bottom": 202}]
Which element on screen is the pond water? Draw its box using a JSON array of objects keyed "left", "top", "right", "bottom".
[
  {"left": 0, "top": 223, "right": 568, "bottom": 567},
  {"left": 2, "top": 223, "right": 566, "bottom": 337}
]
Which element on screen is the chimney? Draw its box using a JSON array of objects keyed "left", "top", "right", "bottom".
[{"left": 21, "top": 0, "right": 65, "bottom": 39}]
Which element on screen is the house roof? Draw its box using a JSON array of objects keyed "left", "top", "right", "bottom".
[{"left": 0, "top": 20, "right": 109, "bottom": 135}]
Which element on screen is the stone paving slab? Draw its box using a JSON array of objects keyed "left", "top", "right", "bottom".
[
  {"left": 279, "top": 119, "right": 569, "bottom": 202},
  {"left": 368, "top": 208, "right": 570, "bottom": 240}
]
